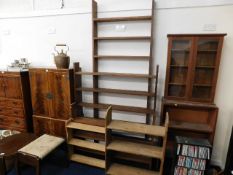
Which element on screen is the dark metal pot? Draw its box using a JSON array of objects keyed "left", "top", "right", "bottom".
[{"left": 54, "top": 44, "right": 70, "bottom": 69}]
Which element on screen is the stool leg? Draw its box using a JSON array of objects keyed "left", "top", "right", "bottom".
[
  {"left": 36, "top": 159, "right": 41, "bottom": 175},
  {"left": 16, "top": 154, "right": 21, "bottom": 175},
  {"left": 0, "top": 156, "right": 6, "bottom": 175}
]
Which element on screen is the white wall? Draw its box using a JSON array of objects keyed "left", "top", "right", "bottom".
[{"left": 0, "top": 0, "right": 233, "bottom": 168}]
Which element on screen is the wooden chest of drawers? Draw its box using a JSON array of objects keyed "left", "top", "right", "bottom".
[{"left": 0, "top": 71, "right": 32, "bottom": 132}]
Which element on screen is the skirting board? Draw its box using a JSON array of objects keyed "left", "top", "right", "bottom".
[{"left": 211, "top": 158, "right": 224, "bottom": 169}]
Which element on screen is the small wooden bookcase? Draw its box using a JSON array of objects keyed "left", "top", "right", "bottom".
[
  {"left": 161, "top": 98, "right": 218, "bottom": 155},
  {"left": 164, "top": 34, "right": 226, "bottom": 103}
]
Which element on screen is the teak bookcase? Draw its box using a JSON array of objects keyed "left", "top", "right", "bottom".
[
  {"left": 66, "top": 0, "right": 163, "bottom": 172},
  {"left": 165, "top": 34, "right": 226, "bottom": 103}
]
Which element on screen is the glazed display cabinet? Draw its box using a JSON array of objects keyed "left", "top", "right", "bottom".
[{"left": 165, "top": 34, "right": 226, "bottom": 103}]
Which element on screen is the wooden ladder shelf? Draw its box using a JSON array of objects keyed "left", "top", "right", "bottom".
[{"left": 67, "top": 0, "right": 163, "bottom": 172}]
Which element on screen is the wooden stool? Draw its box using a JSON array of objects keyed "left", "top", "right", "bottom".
[{"left": 16, "top": 134, "right": 64, "bottom": 175}]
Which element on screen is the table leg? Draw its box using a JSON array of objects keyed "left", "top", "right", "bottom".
[{"left": 0, "top": 156, "right": 6, "bottom": 175}]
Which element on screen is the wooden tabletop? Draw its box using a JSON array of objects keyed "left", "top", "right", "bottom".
[{"left": 0, "top": 133, "right": 37, "bottom": 157}]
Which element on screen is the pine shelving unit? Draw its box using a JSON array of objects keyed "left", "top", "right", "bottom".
[
  {"left": 66, "top": 107, "right": 112, "bottom": 169},
  {"left": 106, "top": 114, "right": 169, "bottom": 175},
  {"left": 67, "top": 0, "right": 161, "bottom": 171}
]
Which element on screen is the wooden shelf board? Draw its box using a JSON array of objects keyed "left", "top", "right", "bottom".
[
  {"left": 196, "top": 66, "right": 215, "bottom": 69},
  {"left": 114, "top": 153, "right": 152, "bottom": 165},
  {"left": 68, "top": 138, "right": 105, "bottom": 152},
  {"left": 197, "top": 50, "right": 217, "bottom": 52},
  {"left": 108, "top": 120, "right": 166, "bottom": 137},
  {"left": 73, "top": 130, "right": 105, "bottom": 141},
  {"left": 162, "top": 98, "right": 217, "bottom": 109},
  {"left": 167, "top": 33, "right": 227, "bottom": 37},
  {"left": 94, "top": 36, "right": 151, "bottom": 40},
  {"left": 94, "top": 55, "right": 150, "bottom": 60},
  {"left": 66, "top": 122, "right": 105, "bottom": 134},
  {"left": 193, "top": 84, "right": 212, "bottom": 87},
  {"left": 170, "top": 65, "right": 188, "bottom": 68},
  {"left": 169, "top": 121, "right": 213, "bottom": 133},
  {"left": 94, "top": 16, "right": 152, "bottom": 22},
  {"left": 76, "top": 87, "right": 154, "bottom": 97},
  {"left": 168, "top": 83, "right": 186, "bottom": 86},
  {"left": 75, "top": 72, "right": 156, "bottom": 79},
  {"left": 107, "top": 163, "right": 159, "bottom": 175},
  {"left": 171, "top": 49, "right": 190, "bottom": 52},
  {"left": 70, "top": 154, "right": 105, "bottom": 169},
  {"left": 107, "top": 140, "right": 163, "bottom": 159},
  {"left": 73, "top": 117, "right": 105, "bottom": 127},
  {"left": 79, "top": 102, "right": 154, "bottom": 115}
]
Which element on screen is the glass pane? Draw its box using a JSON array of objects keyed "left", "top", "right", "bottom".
[
  {"left": 192, "top": 86, "right": 211, "bottom": 99},
  {"left": 196, "top": 39, "right": 218, "bottom": 68},
  {"left": 194, "top": 69, "right": 214, "bottom": 85},
  {"left": 172, "top": 40, "right": 191, "bottom": 50},
  {"left": 198, "top": 39, "right": 219, "bottom": 50},
  {"left": 196, "top": 52, "right": 216, "bottom": 67},
  {"left": 171, "top": 40, "right": 191, "bottom": 66},
  {"left": 168, "top": 85, "right": 186, "bottom": 97},
  {"left": 169, "top": 68, "right": 188, "bottom": 84},
  {"left": 171, "top": 51, "right": 189, "bottom": 66}
]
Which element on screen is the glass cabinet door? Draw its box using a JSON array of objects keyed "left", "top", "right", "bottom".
[
  {"left": 191, "top": 38, "right": 220, "bottom": 100},
  {"left": 167, "top": 38, "right": 192, "bottom": 98}
]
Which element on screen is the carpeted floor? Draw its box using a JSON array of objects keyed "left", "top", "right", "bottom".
[
  {"left": 7, "top": 150, "right": 104, "bottom": 175},
  {"left": 8, "top": 162, "right": 104, "bottom": 175}
]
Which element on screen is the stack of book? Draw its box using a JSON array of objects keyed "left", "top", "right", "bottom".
[{"left": 174, "top": 136, "right": 212, "bottom": 175}]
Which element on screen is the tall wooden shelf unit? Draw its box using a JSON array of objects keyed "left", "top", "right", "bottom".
[{"left": 66, "top": 0, "right": 163, "bottom": 172}]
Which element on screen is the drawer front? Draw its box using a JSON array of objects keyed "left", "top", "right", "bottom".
[
  {"left": 0, "top": 99, "right": 5, "bottom": 107},
  {"left": 5, "top": 108, "right": 25, "bottom": 118},
  {"left": 0, "top": 106, "right": 5, "bottom": 115},
  {"left": 0, "top": 116, "right": 26, "bottom": 129},
  {"left": 0, "top": 99, "right": 5, "bottom": 115},
  {"left": 5, "top": 99, "right": 23, "bottom": 108}
]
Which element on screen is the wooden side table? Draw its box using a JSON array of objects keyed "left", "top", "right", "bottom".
[{"left": 0, "top": 133, "right": 37, "bottom": 175}]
